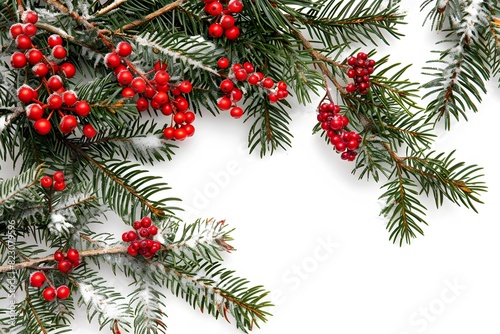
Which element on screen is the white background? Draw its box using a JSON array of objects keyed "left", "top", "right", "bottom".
[{"left": 3, "top": 1, "right": 500, "bottom": 333}]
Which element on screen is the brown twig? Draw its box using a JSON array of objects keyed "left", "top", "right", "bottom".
[
  {"left": 117, "top": 0, "right": 188, "bottom": 32},
  {"left": 97, "top": 0, "right": 128, "bottom": 16}
]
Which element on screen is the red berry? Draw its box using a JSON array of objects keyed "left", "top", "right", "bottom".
[
  {"left": 116, "top": 70, "right": 133, "bottom": 86},
  {"left": 116, "top": 41, "right": 133, "bottom": 57},
  {"left": 43, "top": 287, "right": 56, "bottom": 301},
  {"left": 220, "top": 15, "right": 235, "bottom": 28},
  {"left": 59, "top": 62, "right": 76, "bottom": 78},
  {"left": 230, "top": 106, "right": 244, "bottom": 118},
  {"left": 52, "top": 45, "right": 67, "bottom": 59},
  {"left": 154, "top": 70, "right": 170, "bottom": 85},
  {"left": 208, "top": 23, "right": 224, "bottom": 38},
  {"left": 247, "top": 74, "right": 260, "bottom": 85},
  {"left": 154, "top": 61, "right": 167, "bottom": 71},
  {"left": 262, "top": 77, "right": 274, "bottom": 89},
  {"left": 217, "top": 57, "right": 230, "bottom": 69},
  {"left": 59, "top": 115, "right": 78, "bottom": 134},
  {"left": 184, "top": 111, "right": 196, "bottom": 123},
  {"left": 57, "top": 259, "right": 73, "bottom": 273},
  {"left": 277, "top": 81, "right": 287, "bottom": 91},
  {"left": 141, "top": 217, "right": 152, "bottom": 228},
  {"left": 161, "top": 103, "right": 173, "bottom": 116},
  {"left": 82, "top": 124, "right": 98, "bottom": 138},
  {"left": 121, "top": 87, "right": 135, "bottom": 98},
  {"left": 335, "top": 141, "right": 347, "bottom": 152},
  {"left": 16, "top": 34, "right": 32, "bottom": 49},
  {"left": 22, "top": 23, "right": 37, "bottom": 37},
  {"left": 234, "top": 69, "right": 248, "bottom": 81},
  {"left": 54, "top": 250, "right": 64, "bottom": 261},
  {"left": 220, "top": 79, "right": 234, "bottom": 93},
  {"left": 127, "top": 231, "right": 138, "bottom": 241},
  {"left": 173, "top": 111, "right": 186, "bottom": 124},
  {"left": 357, "top": 52, "right": 368, "bottom": 60},
  {"left": 74, "top": 100, "right": 90, "bottom": 117},
  {"left": 227, "top": 0, "right": 243, "bottom": 13},
  {"left": 30, "top": 271, "right": 46, "bottom": 288},
  {"left": 66, "top": 248, "right": 80, "bottom": 265},
  {"left": 122, "top": 232, "right": 130, "bottom": 242},
  {"left": 183, "top": 124, "right": 195, "bottom": 137},
  {"left": 47, "top": 75, "right": 64, "bottom": 91},
  {"left": 127, "top": 245, "right": 138, "bottom": 256},
  {"left": 40, "top": 175, "right": 53, "bottom": 188},
  {"left": 10, "top": 52, "right": 27, "bottom": 68},
  {"left": 139, "top": 228, "right": 150, "bottom": 238},
  {"left": 148, "top": 225, "right": 158, "bottom": 236},
  {"left": 205, "top": 1, "right": 223, "bottom": 16},
  {"left": 32, "top": 62, "right": 49, "bottom": 78},
  {"left": 136, "top": 97, "right": 149, "bottom": 112},
  {"left": 25, "top": 49, "right": 43, "bottom": 65},
  {"left": 178, "top": 80, "right": 193, "bottom": 94},
  {"left": 174, "top": 128, "right": 187, "bottom": 140},
  {"left": 61, "top": 91, "right": 77, "bottom": 107},
  {"left": 47, "top": 34, "right": 63, "bottom": 47},
  {"left": 131, "top": 77, "right": 146, "bottom": 94},
  {"left": 56, "top": 285, "right": 70, "bottom": 299},
  {"left": 25, "top": 103, "right": 44, "bottom": 121},
  {"left": 9, "top": 23, "right": 23, "bottom": 39},
  {"left": 346, "top": 83, "right": 356, "bottom": 93},
  {"left": 105, "top": 52, "right": 121, "bottom": 68},
  {"left": 53, "top": 171, "right": 64, "bottom": 182},
  {"left": 217, "top": 96, "right": 232, "bottom": 110},
  {"left": 243, "top": 62, "right": 254, "bottom": 73},
  {"left": 163, "top": 126, "right": 175, "bottom": 139},
  {"left": 153, "top": 92, "right": 169, "bottom": 106},
  {"left": 224, "top": 26, "right": 240, "bottom": 40},
  {"left": 17, "top": 85, "right": 34, "bottom": 103},
  {"left": 23, "top": 10, "right": 39, "bottom": 24},
  {"left": 34, "top": 119, "right": 51, "bottom": 135},
  {"left": 53, "top": 181, "right": 66, "bottom": 191},
  {"left": 268, "top": 93, "right": 278, "bottom": 103},
  {"left": 174, "top": 96, "right": 189, "bottom": 112}
]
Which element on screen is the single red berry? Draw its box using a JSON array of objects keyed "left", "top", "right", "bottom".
[
  {"left": 217, "top": 96, "right": 232, "bottom": 110},
  {"left": 30, "top": 271, "right": 46, "bottom": 288},
  {"left": 56, "top": 285, "right": 70, "bottom": 299},
  {"left": 268, "top": 93, "right": 278, "bottom": 103},
  {"left": 217, "top": 57, "right": 230, "bottom": 69},
  {"left": 173, "top": 111, "right": 186, "bottom": 124},
  {"left": 47, "top": 34, "right": 63, "bottom": 47},
  {"left": 23, "top": 10, "right": 39, "bottom": 24},
  {"left": 141, "top": 217, "right": 152, "bottom": 228},
  {"left": 53, "top": 181, "right": 66, "bottom": 191},
  {"left": 25, "top": 103, "right": 44, "bottom": 121},
  {"left": 22, "top": 23, "right": 37, "bottom": 37},
  {"left": 131, "top": 221, "right": 141, "bottom": 230},
  {"left": 247, "top": 73, "right": 260, "bottom": 85},
  {"left": 163, "top": 126, "right": 175, "bottom": 139},
  {"left": 224, "top": 26, "right": 240, "bottom": 40},
  {"left": 47, "top": 94, "right": 64, "bottom": 109},
  {"left": 16, "top": 34, "right": 32, "bottom": 49},
  {"left": 174, "top": 128, "right": 187, "bottom": 141},
  {"left": 205, "top": 1, "right": 223, "bottom": 16},
  {"left": 178, "top": 80, "right": 193, "bottom": 94},
  {"left": 52, "top": 45, "right": 67, "bottom": 59},
  {"left": 116, "top": 41, "right": 133, "bottom": 57},
  {"left": 25, "top": 49, "right": 43, "bottom": 65},
  {"left": 54, "top": 250, "right": 65, "bottom": 261},
  {"left": 243, "top": 62, "right": 255, "bottom": 73},
  {"left": 40, "top": 175, "right": 53, "bottom": 188},
  {"left": 127, "top": 245, "right": 138, "bottom": 256},
  {"left": 43, "top": 287, "right": 57, "bottom": 301},
  {"left": 234, "top": 69, "right": 248, "bottom": 81},
  {"left": 161, "top": 103, "right": 173, "bottom": 116},
  {"left": 357, "top": 52, "right": 368, "bottom": 60},
  {"left": 82, "top": 124, "right": 97, "bottom": 138},
  {"left": 335, "top": 141, "right": 347, "bottom": 152},
  {"left": 47, "top": 75, "right": 64, "bottom": 91},
  {"left": 148, "top": 225, "right": 158, "bottom": 236},
  {"left": 139, "top": 228, "right": 150, "bottom": 238},
  {"left": 127, "top": 231, "right": 138, "bottom": 241},
  {"left": 116, "top": 70, "right": 133, "bottom": 86},
  {"left": 154, "top": 61, "right": 167, "bottom": 71},
  {"left": 277, "top": 81, "right": 287, "bottom": 91},
  {"left": 231, "top": 87, "right": 243, "bottom": 102},
  {"left": 17, "top": 85, "right": 34, "bottom": 103},
  {"left": 208, "top": 23, "right": 224, "bottom": 38},
  {"left": 59, "top": 62, "right": 76, "bottom": 78},
  {"left": 121, "top": 87, "right": 135, "bottom": 98},
  {"left": 346, "top": 83, "right": 356, "bottom": 93},
  {"left": 10, "top": 52, "right": 27, "bottom": 69},
  {"left": 59, "top": 115, "right": 78, "bottom": 134},
  {"left": 136, "top": 97, "right": 149, "bottom": 112},
  {"left": 34, "top": 119, "right": 51, "bottom": 135},
  {"left": 122, "top": 232, "right": 130, "bottom": 242},
  {"left": 9, "top": 23, "right": 24, "bottom": 39},
  {"left": 230, "top": 106, "right": 244, "bottom": 118},
  {"left": 131, "top": 77, "right": 146, "bottom": 94},
  {"left": 74, "top": 100, "right": 90, "bottom": 117},
  {"left": 151, "top": 241, "right": 161, "bottom": 252},
  {"left": 174, "top": 96, "right": 189, "bottom": 112},
  {"left": 57, "top": 259, "right": 73, "bottom": 273},
  {"left": 105, "top": 52, "right": 121, "bottom": 68},
  {"left": 32, "top": 62, "right": 49, "bottom": 78},
  {"left": 154, "top": 70, "right": 170, "bottom": 85},
  {"left": 220, "top": 79, "right": 234, "bottom": 93},
  {"left": 184, "top": 111, "right": 196, "bottom": 123},
  {"left": 53, "top": 171, "right": 64, "bottom": 182},
  {"left": 220, "top": 15, "right": 235, "bottom": 28},
  {"left": 262, "top": 77, "right": 274, "bottom": 89},
  {"left": 61, "top": 91, "right": 77, "bottom": 107},
  {"left": 113, "top": 64, "right": 127, "bottom": 76},
  {"left": 183, "top": 124, "right": 195, "bottom": 137},
  {"left": 227, "top": 0, "right": 243, "bottom": 13},
  {"left": 66, "top": 248, "right": 80, "bottom": 264}
]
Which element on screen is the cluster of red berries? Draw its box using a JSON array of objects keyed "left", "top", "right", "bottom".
[
  {"left": 346, "top": 52, "right": 376, "bottom": 95},
  {"left": 105, "top": 42, "right": 196, "bottom": 141},
  {"left": 216, "top": 58, "right": 288, "bottom": 118},
  {"left": 40, "top": 171, "right": 66, "bottom": 191},
  {"left": 29, "top": 271, "right": 71, "bottom": 301},
  {"left": 317, "top": 101, "right": 361, "bottom": 161},
  {"left": 54, "top": 248, "right": 81, "bottom": 272},
  {"left": 205, "top": 0, "right": 243, "bottom": 40},
  {"left": 122, "top": 216, "right": 162, "bottom": 259},
  {"left": 9, "top": 10, "right": 96, "bottom": 138}
]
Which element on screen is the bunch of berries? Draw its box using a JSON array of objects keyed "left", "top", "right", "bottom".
[
  {"left": 29, "top": 271, "right": 71, "bottom": 301},
  {"left": 317, "top": 101, "right": 361, "bottom": 161},
  {"left": 122, "top": 216, "right": 162, "bottom": 259},
  {"left": 216, "top": 57, "right": 288, "bottom": 118},
  {"left": 205, "top": 0, "right": 243, "bottom": 40},
  {"left": 105, "top": 42, "right": 196, "bottom": 141},
  {"left": 9, "top": 10, "right": 95, "bottom": 137},
  {"left": 40, "top": 171, "right": 66, "bottom": 191},
  {"left": 54, "top": 248, "right": 81, "bottom": 273},
  {"left": 345, "top": 52, "right": 376, "bottom": 95}
]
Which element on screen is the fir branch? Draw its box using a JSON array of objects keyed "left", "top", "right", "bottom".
[{"left": 117, "top": 0, "right": 188, "bottom": 32}]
